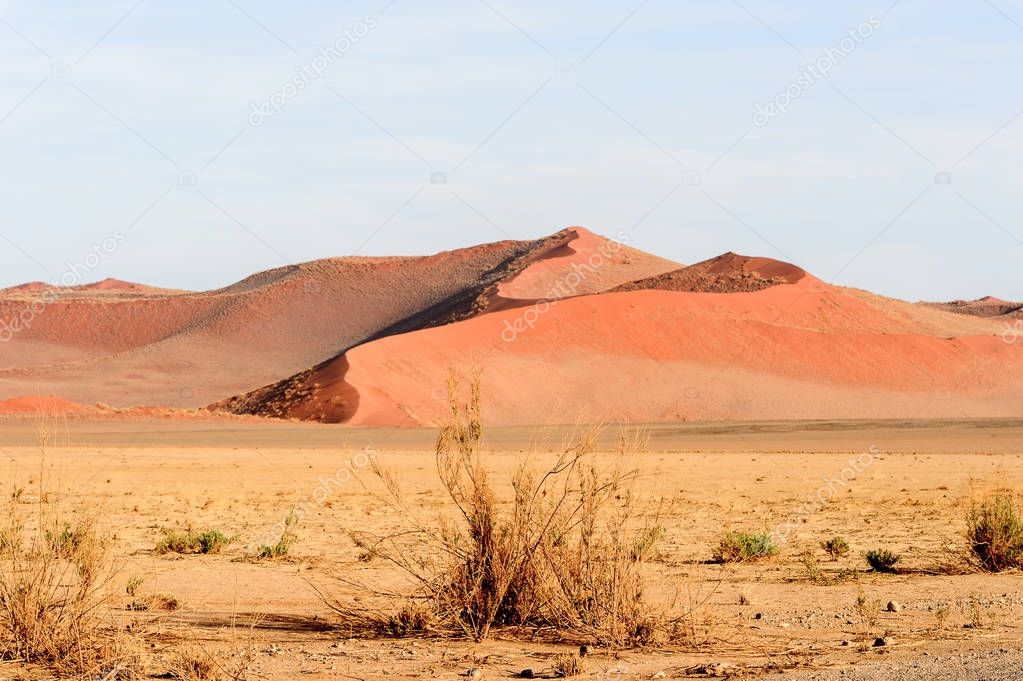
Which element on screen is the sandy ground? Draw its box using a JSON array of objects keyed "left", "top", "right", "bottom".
[{"left": 2, "top": 417, "right": 1023, "bottom": 679}]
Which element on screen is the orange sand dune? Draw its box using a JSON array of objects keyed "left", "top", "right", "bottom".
[{"left": 215, "top": 260, "right": 1022, "bottom": 426}]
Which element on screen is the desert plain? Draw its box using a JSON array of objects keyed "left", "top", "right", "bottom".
[{"left": 3, "top": 415, "right": 1023, "bottom": 680}]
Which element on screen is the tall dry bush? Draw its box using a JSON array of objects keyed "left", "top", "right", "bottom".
[
  {"left": 323, "top": 373, "right": 671, "bottom": 646},
  {"left": 0, "top": 416, "right": 145, "bottom": 678}
]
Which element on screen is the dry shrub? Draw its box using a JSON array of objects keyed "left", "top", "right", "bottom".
[
  {"left": 966, "top": 492, "right": 1023, "bottom": 572},
  {"left": 156, "top": 528, "right": 231, "bottom": 555},
  {"left": 0, "top": 420, "right": 147, "bottom": 678},
  {"left": 713, "top": 531, "right": 778, "bottom": 563},
  {"left": 322, "top": 373, "right": 672, "bottom": 646}
]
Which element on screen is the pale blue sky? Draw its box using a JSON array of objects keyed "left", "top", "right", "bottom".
[{"left": 1, "top": 0, "right": 1021, "bottom": 300}]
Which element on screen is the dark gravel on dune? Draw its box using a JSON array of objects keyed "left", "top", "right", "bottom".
[{"left": 762, "top": 650, "right": 1023, "bottom": 681}]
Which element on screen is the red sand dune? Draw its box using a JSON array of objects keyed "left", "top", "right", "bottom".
[
  {"left": 0, "top": 228, "right": 677, "bottom": 410},
  {"left": 1, "top": 227, "right": 1020, "bottom": 425},
  {"left": 0, "top": 395, "right": 93, "bottom": 415}
]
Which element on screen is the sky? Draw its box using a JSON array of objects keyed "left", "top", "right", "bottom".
[{"left": 0, "top": 0, "right": 1021, "bottom": 301}]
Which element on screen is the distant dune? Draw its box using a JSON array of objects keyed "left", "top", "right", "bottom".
[{"left": 1, "top": 227, "right": 1020, "bottom": 425}]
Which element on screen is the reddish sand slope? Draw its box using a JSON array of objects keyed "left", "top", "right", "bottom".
[
  {"left": 0, "top": 228, "right": 678, "bottom": 409},
  {"left": 214, "top": 252, "right": 1022, "bottom": 426}
]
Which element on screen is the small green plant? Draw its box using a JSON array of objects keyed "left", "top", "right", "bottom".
[
  {"left": 714, "top": 531, "right": 778, "bottom": 563},
  {"left": 800, "top": 550, "right": 826, "bottom": 584},
  {"left": 45, "top": 522, "right": 84, "bottom": 558},
  {"left": 821, "top": 536, "right": 850, "bottom": 560},
  {"left": 864, "top": 548, "right": 900, "bottom": 573},
  {"left": 854, "top": 588, "right": 880, "bottom": 629},
  {"left": 126, "top": 575, "right": 144, "bottom": 597},
  {"left": 258, "top": 511, "right": 298, "bottom": 559},
  {"left": 156, "top": 528, "right": 231, "bottom": 555},
  {"left": 966, "top": 493, "right": 1023, "bottom": 572}
]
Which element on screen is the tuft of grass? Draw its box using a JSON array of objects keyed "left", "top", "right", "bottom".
[
  {"left": 386, "top": 602, "right": 435, "bottom": 637},
  {"left": 864, "top": 548, "right": 900, "bottom": 573},
  {"left": 966, "top": 493, "right": 1023, "bottom": 572},
  {"left": 821, "top": 536, "right": 850, "bottom": 560},
  {"left": 257, "top": 511, "right": 298, "bottom": 560},
  {"left": 551, "top": 653, "right": 586, "bottom": 677},
  {"left": 713, "top": 531, "right": 778, "bottom": 563},
  {"left": 45, "top": 522, "right": 87, "bottom": 559},
  {"left": 168, "top": 644, "right": 219, "bottom": 680},
  {"left": 156, "top": 528, "right": 231, "bottom": 555},
  {"left": 126, "top": 575, "right": 144, "bottom": 598}
]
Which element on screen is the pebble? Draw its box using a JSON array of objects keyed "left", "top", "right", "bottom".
[
  {"left": 887, "top": 600, "right": 902, "bottom": 612},
  {"left": 652, "top": 672, "right": 666, "bottom": 679},
  {"left": 519, "top": 670, "right": 534, "bottom": 679},
  {"left": 468, "top": 668, "right": 483, "bottom": 679},
  {"left": 873, "top": 636, "right": 895, "bottom": 647},
  {"left": 579, "top": 645, "right": 592, "bottom": 657}
]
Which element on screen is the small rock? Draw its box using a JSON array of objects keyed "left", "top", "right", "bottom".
[
  {"left": 754, "top": 612, "right": 763, "bottom": 620},
  {"left": 841, "top": 640, "right": 850, "bottom": 646},
  {"left": 519, "top": 670, "right": 534, "bottom": 679},
  {"left": 873, "top": 637, "right": 894, "bottom": 647},
  {"left": 887, "top": 600, "right": 902, "bottom": 613},
  {"left": 652, "top": 672, "right": 666, "bottom": 679},
  {"left": 579, "top": 645, "right": 593, "bottom": 657},
  {"left": 468, "top": 668, "right": 483, "bottom": 679}
]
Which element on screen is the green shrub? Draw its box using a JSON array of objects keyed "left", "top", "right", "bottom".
[
  {"left": 258, "top": 511, "right": 298, "bottom": 560},
  {"left": 714, "top": 531, "right": 778, "bottom": 563},
  {"left": 966, "top": 493, "right": 1023, "bottom": 572},
  {"left": 864, "top": 548, "right": 900, "bottom": 573},
  {"left": 821, "top": 536, "right": 850, "bottom": 560},
  {"left": 156, "top": 528, "right": 230, "bottom": 555}
]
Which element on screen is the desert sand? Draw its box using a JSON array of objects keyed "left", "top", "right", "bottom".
[{"left": 2, "top": 417, "right": 1023, "bottom": 679}]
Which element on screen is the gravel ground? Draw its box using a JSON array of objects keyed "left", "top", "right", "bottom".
[{"left": 762, "top": 650, "right": 1023, "bottom": 681}]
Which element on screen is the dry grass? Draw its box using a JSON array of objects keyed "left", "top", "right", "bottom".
[
  {"left": 320, "top": 373, "right": 673, "bottom": 647},
  {"left": 156, "top": 528, "right": 232, "bottom": 555},
  {"left": 966, "top": 492, "right": 1023, "bottom": 572},
  {"left": 713, "top": 531, "right": 778, "bottom": 563},
  {"left": 0, "top": 418, "right": 148, "bottom": 678},
  {"left": 167, "top": 643, "right": 254, "bottom": 681},
  {"left": 550, "top": 652, "right": 586, "bottom": 677}
]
